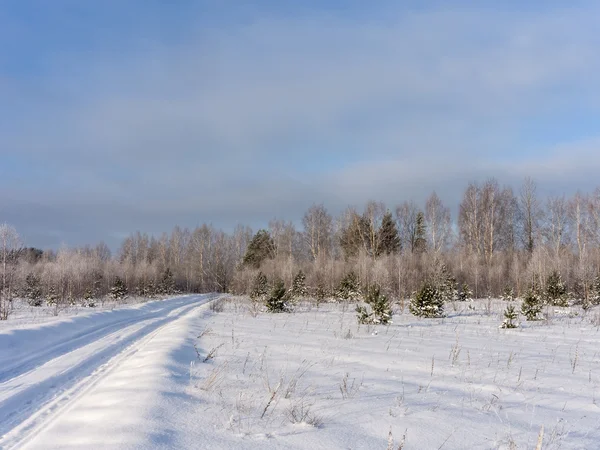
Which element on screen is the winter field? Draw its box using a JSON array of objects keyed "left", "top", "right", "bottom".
[{"left": 1, "top": 296, "right": 600, "bottom": 449}]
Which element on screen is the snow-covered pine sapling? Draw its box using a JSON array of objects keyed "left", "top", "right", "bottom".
[
  {"left": 458, "top": 283, "right": 472, "bottom": 302},
  {"left": 83, "top": 288, "right": 96, "bottom": 307},
  {"left": 336, "top": 271, "right": 361, "bottom": 302},
  {"left": 24, "top": 273, "right": 43, "bottom": 306},
  {"left": 410, "top": 282, "right": 445, "bottom": 318},
  {"left": 265, "top": 279, "right": 290, "bottom": 313},
  {"left": 500, "top": 286, "right": 515, "bottom": 302},
  {"left": 250, "top": 271, "right": 268, "bottom": 303},
  {"left": 545, "top": 270, "right": 568, "bottom": 307},
  {"left": 109, "top": 276, "right": 128, "bottom": 301},
  {"left": 290, "top": 270, "right": 308, "bottom": 299},
  {"left": 521, "top": 284, "right": 543, "bottom": 321},
  {"left": 590, "top": 275, "right": 600, "bottom": 306},
  {"left": 501, "top": 304, "right": 518, "bottom": 328},
  {"left": 356, "top": 284, "right": 392, "bottom": 325}
]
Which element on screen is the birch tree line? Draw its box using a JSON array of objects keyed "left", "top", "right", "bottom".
[{"left": 3, "top": 177, "right": 600, "bottom": 315}]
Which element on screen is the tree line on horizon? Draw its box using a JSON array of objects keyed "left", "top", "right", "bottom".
[{"left": 2, "top": 176, "right": 600, "bottom": 318}]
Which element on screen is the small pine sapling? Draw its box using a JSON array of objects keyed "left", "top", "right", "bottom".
[
  {"left": 265, "top": 279, "right": 290, "bottom": 313},
  {"left": 356, "top": 284, "right": 392, "bottom": 325},
  {"left": 24, "top": 273, "right": 43, "bottom": 306},
  {"left": 500, "top": 286, "right": 515, "bottom": 302},
  {"left": 458, "top": 283, "right": 472, "bottom": 302},
  {"left": 250, "top": 271, "right": 268, "bottom": 302},
  {"left": 521, "top": 282, "right": 543, "bottom": 321},
  {"left": 110, "top": 276, "right": 128, "bottom": 301},
  {"left": 336, "top": 271, "right": 362, "bottom": 302},
  {"left": 410, "top": 282, "right": 445, "bottom": 318},
  {"left": 290, "top": 270, "right": 308, "bottom": 299},
  {"left": 501, "top": 304, "right": 518, "bottom": 328},
  {"left": 46, "top": 285, "right": 59, "bottom": 306},
  {"left": 545, "top": 270, "right": 568, "bottom": 307}
]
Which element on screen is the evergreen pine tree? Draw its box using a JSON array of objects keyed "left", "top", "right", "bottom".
[
  {"left": 521, "top": 278, "right": 543, "bottom": 321},
  {"left": 500, "top": 286, "right": 515, "bottom": 301},
  {"left": 243, "top": 230, "right": 276, "bottom": 268},
  {"left": 458, "top": 283, "right": 473, "bottom": 302},
  {"left": 158, "top": 268, "right": 176, "bottom": 295},
  {"left": 356, "top": 284, "right": 393, "bottom": 325},
  {"left": 24, "top": 273, "right": 42, "bottom": 306},
  {"left": 250, "top": 272, "right": 268, "bottom": 302},
  {"left": 592, "top": 275, "right": 600, "bottom": 306},
  {"left": 500, "top": 304, "right": 518, "bottom": 328},
  {"left": 336, "top": 271, "right": 361, "bottom": 302},
  {"left": 438, "top": 265, "right": 458, "bottom": 301},
  {"left": 414, "top": 212, "right": 427, "bottom": 254},
  {"left": 410, "top": 282, "right": 445, "bottom": 318},
  {"left": 291, "top": 270, "right": 308, "bottom": 298},
  {"left": 377, "top": 211, "right": 401, "bottom": 256},
  {"left": 83, "top": 288, "right": 96, "bottom": 307},
  {"left": 545, "top": 270, "right": 568, "bottom": 307},
  {"left": 265, "top": 279, "right": 289, "bottom": 313},
  {"left": 314, "top": 278, "right": 327, "bottom": 304},
  {"left": 46, "top": 285, "right": 59, "bottom": 306},
  {"left": 110, "top": 276, "right": 128, "bottom": 301}
]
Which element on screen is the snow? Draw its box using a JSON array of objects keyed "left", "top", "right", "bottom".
[{"left": 1, "top": 296, "right": 600, "bottom": 449}]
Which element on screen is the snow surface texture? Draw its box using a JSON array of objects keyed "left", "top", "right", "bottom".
[{"left": 1, "top": 296, "right": 600, "bottom": 449}]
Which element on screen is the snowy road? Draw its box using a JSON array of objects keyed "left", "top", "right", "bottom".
[{"left": 0, "top": 294, "right": 218, "bottom": 449}]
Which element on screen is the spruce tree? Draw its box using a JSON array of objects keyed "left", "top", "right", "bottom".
[
  {"left": 250, "top": 272, "right": 268, "bottom": 302},
  {"left": 545, "top": 270, "right": 568, "bottom": 307},
  {"left": 265, "top": 279, "right": 289, "bottom": 313},
  {"left": 243, "top": 230, "right": 275, "bottom": 268},
  {"left": 501, "top": 304, "right": 518, "bottom": 328},
  {"left": 24, "top": 273, "right": 42, "bottom": 306},
  {"left": 377, "top": 211, "right": 401, "bottom": 256},
  {"left": 336, "top": 271, "right": 361, "bottom": 302},
  {"left": 110, "top": 277, "right": 128, "bottom": 301},
  {"left": 314, "top": 279, "right": 327, "bottom": 304},
  {"left": 410, "top": 282, "right": 444, "bottom": 318},
  {"left": 291, "top": 270, "right": 308, "bottom": 298}
]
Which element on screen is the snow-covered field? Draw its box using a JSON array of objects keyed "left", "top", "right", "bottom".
[{"left": 1, "top": 296, "right": 600, "bottom": 449}]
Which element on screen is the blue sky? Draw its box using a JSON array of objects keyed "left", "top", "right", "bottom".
[{"left": 2, "top": 1, "right": 600, "bottom": 249}]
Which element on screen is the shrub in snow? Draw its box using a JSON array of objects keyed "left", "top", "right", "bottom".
[
  {"left": 250, "top": 271, "right": 268, "bottom": 302},
  {"left": 545, "top": 270, "right": 568, "bottom": 307},
  {"left": 521, "top": 286, "right": 543, "bottom": 321},
  {"left": 410, "top": 282, "right": 445, "bottom": 318},
  {"left": 500, "top": 304, "right": 518, "bottom": 328},
  {"left": 458, "top": 283, "right": 472, "bottom": 302},
  {"left": 24, "top": 273, "right": 43, "bottom": 306},
  {"left": 356, "top": 284, "right": 392, "bottom": 325},
  {"left": 314, "top": 280, "right": 327, "bottom": 304},
  {"left": 110, "top": 276, "right": 128, "bottom": 301},
  {"left": 265, "top": 279, "right": 290, "bottom": 313},
  {"left": 290, "top": 270, "right": 308, "bottom": 299},
  {"left": 336, "top": 271, "right": 361, "bottom": 302}
]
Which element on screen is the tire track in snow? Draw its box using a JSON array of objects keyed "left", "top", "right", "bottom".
[{"left": 0, "top": 294, "right": 218, "bottom": 449}]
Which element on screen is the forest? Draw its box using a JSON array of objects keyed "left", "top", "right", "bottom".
[{"left": 2, "top": 177, "right": 600, "bottom": 319}]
